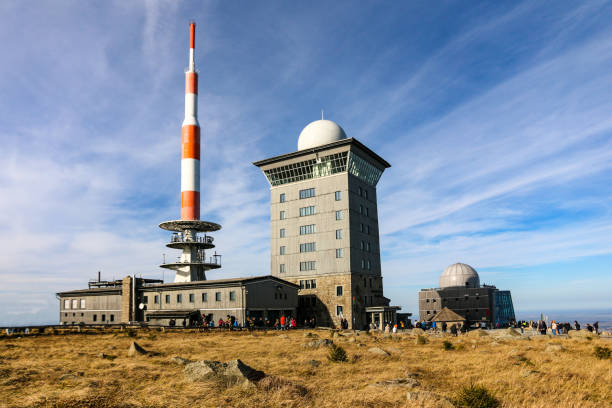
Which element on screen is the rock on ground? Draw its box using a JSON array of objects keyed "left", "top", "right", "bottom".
[
  {"left": 411, "top": 328, "right": 425, "bottom": 335},
  {"left": 302, "top": 339, "right": 333, "bottom": 349},
  {"left": 545, "top": 344, "right": 564, "bottom": 353},
  {"left": 184, "top": 359, "right": 265, "bottom": 386},
  {"left": 368, "top": 347, "right": 390, "bottom": 356},
  {"left": 568, "top": 330, "right": 599, "bottom": 339},
  {"left": 369, "top": 378, "right": 419, "bottom": 388},
  {"left": 307, "top": 360, "right": 321, "bottom": 368},
  {"left": 127, "top": 341, "right": 147, "bottom": 357},
  {"left": 406, "top": 390, "right": 454, "bottom": 407},
  {"left": 170, "top": 356, "right": 193, "bottom": 365},
  {"left": 467, "top": 329, "right": 489, "bottom": 338}
]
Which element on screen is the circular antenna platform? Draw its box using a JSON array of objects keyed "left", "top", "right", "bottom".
[{"left": 159, "top": 220, "right": 222, "bottom": 232}]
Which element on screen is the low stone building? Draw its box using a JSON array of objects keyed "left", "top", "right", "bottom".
[
  {"left": 57, "top": 275, "right": 298, "bottom": 326},
  {"left": 418, "top": 263, "right": 515, "bottom": 327}
]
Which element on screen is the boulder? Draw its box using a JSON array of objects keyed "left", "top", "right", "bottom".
[
  {"left": 303, "top": 332, "right": 318, "bottom": 338},
  {"left": 127, "top": 341, "right": 147, "bottom": 357},
  {"left": 505, "top": 328, "right": 522, "bottom": 337},
  {"left": 545, "top": 344, "right": 564, "bottom": 353},
  {"left": 411, "top": 328, "right": 425, "bottom": 335},
  {"left": 368, "top": 347, "right": 390, "bottom": 356},
  {"left": 467, "top": 329, "right": 489, "bottom": 338},
  {"left": 369, "top": 378, "right": 419, "bottom": 388},
  {"left": 348, "top": 337, "right": 357, "bottom": 343},
  {"left": 406, "top": 390, "right": 454, "bottom": 407},
  {"left": 303, "top": 339, "right": 333, "bottom": 349},
  {"left": 307, "top": 360, "right": 321, "bottom": 368},
  {"left": 520, "top": 369, "right": 538, "bottom": 378},
  {"left": 184, "top": 359, "right": 265, "bottom": 386},
  {"left": 568, "top": 330, "right": 598, "bottom": 339},
  {"left": 171, "top": 356, "right": 193, "bottom": 365},
  {"left": 278, "top": 334, "right": 289, "bottom": 339}
]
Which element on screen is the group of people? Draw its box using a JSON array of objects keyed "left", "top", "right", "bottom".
[{"left": 530, "top": 320, "right": 600, "bottom": 335}]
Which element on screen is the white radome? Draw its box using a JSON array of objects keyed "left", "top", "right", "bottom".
[
  {"left": 439, "top": 263, "right": 480, "bottom": 289},
  {"left": 297, "top": 119, "right": 347, "bottom": 150}
]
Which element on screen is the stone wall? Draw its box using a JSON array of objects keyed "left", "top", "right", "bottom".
[{"left": 121, "top": 276, "right": 132, "bottom": 323}]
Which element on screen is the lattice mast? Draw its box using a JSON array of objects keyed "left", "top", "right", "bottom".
[{"left": 159, "top": 22, "right": 222, "bottom": 282}]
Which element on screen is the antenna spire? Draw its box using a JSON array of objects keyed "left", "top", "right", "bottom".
[{"left": 321, "top": 109, "right": 324, "bottom": 120}]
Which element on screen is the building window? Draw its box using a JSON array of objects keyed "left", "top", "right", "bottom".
[
  {"left": 335, "top": 191, "right": 341, "bottom": 201},
  {"left": 202, "top": 293, "right": 208, "bottom": 302},
  {"left": 93, "top": 314, "right": 97, "bottom": 322},
  {"left": 230, "top": 291, "right": 236, "bottom": 301},
  {"left": 336, "top": 229, "right": 342, "bottom": 239},
  {"left": 337, "top": 305, "right": 343, "bottom": 316},
  {"left": 299, "top": 224, "right": 316, "bottom": 235},
  {"left": 101, "top": 314, "right": 106, "bottom": 322},
  {"left": 165, "top": 294, "right": 170, "bottom": 304},
  {"left": 110, "top": 315, "right": 114, "bottom": 322},
  {"left": 364, "top": 190, "right": 368, "bottom": 199},
  {"left": 72, "top": 299, "right": 78, "bottom": 309},
  {"left": 279, "top": 264, "right": 286, "bottom": 273},
  {"left": 189, "top": 293, "right": 195, "bottom": 303},
  {"left": 358, "top": 187, "right": 363, "bottom": 196},
  {"left": 64, "top": 299, "right": 70, "bottom": 309},
  {"left": 367, "top": 260, "right": 371, "bottom": 270},
  {"left": 336, "top": 286, "right": 343, "bottom": 296},
  {"left": 299, "top": 188, "right": 315, "bottom": 199},
  {"left": 280, "top": 210, "right": 286, "bottom": 220},
  {"left": 336, "top": 210, "right": 342, "bottom": 220},
  {"left": 215, "top": 292, "right": 221, "bottom": 301},
  {"left": 300, "top": 242, "right": 316, "bottom": 252},
  {"left": 300, "top": 261, "right": 316, "bottom": 271},
  {"left": 360, "top": 205, "right": 364, "bottom": 215},
  {"left": 366, "top": 207, "right": 370, "bottom": 217},
  {"left": 80, "top": 299, "right": 86, "bottom": 309},
  {"left": 280, "top": 246, "right": 286, "bottom": 255},
  {"left": 311, "top": 279, "right": 316, "bottom": 288},
  {"left": 143, "top": 296, "right": 148, "bottom": 304},
  {"left": 361, "top": 259, "right": 365, "bottom": 269},
  {"left": 299, "top": 206, "right": 316, "bottom": 217},
  {"left": 360, "top": 240, "right": 364, "bottom": 250},
  {"left": 336, "top": 248, "right": 343, "bottom": 258},
  {"left": 280, "top": 228, "right": 286, "bottom": 238},
  {"left": 177, "top": 294, "right": 182, "bottom": 303},
  {"left": 366, "top": 225, "right": 370, "bottom": 234},
  {"left": 280, "top": 193, "right": 286, "bottom": 203},
  {"left": 299, "top": 279, "right": 317, "bottom": 289},
  {"left": 360, "top": 223, "right": 363, "bottom": 232},
  {"left": 154, "top": 295, "right": 159, "bottom": 304},
  {"left": 366, "top": 242, "right": 371, "bottom": 252}
]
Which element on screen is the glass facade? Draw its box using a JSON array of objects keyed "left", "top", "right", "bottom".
[
  {"left": 264, "top": 151, "right": 383, "bottom": 187},
  {"left": 493, "top": 290, "right": 515, "bottom": 325}
]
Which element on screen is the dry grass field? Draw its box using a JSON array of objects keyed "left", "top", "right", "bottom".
[{"left": 0, "top": 328, "right": 610, "bottom": 408}]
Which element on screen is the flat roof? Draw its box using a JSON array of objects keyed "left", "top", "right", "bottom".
[
  {"left": 252, "top": 138, "right": 391, "bottom": 169},
  {"left": 57, "top": 287, "right": 122, "bottom": 296},
  {"left": 142, "top": 275, "right": 299, "bottom": 290}
]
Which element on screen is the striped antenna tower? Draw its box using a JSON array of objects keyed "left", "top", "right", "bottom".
[{"left": 159, "top": 22, "right": 223, "bottom": 283}]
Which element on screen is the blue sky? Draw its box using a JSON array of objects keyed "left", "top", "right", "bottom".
[{"left": 1, "top": 1, "right": 611, "bottom": 325}]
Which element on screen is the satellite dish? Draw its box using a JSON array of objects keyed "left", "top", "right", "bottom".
[{"left": 138, "top": 303, "right": 146, "bottom": 310}]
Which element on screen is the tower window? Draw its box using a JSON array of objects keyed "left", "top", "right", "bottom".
[
  {"left": 143, "top": 296, "right": 148, "bottom": 304},
  {"left": 299, "top": 206, "right": 316, "bottom": 216},
  {"left": 154, "top": 295, "right": 159, "bottom": 304},
  {"left": 93, "top": 314, "right": 97, "bottom": 321},
  {"left": 230, "top": 291, "right": 236, "bottom": 301},
  {"left": 360, "top": 223, "right": 363, "bottom": 232},
  {"left": 366, "top": 207, "right": 370, "bottom": 217},
  {"left": 300, "top": 261, "right": 316, "bottom": 271},
  {"left": 280, "top": 193, "right": 286, "bottom": 203},
  {"left": 300, "top": 242, "right": 316, "bottom": 252},
  {"left": 299, "top": 188, "right": 315, "bottom": 199},
  {"left": 360, "top": 205, "right": 364, "bottom": 215},
  {"left": 336, "top": 305, "right": 343, "bottom": 316},
  {"left": 364, "top": 190, "right": 368, "bottom": 199},
  {"left": 358, "top": 187, "right": 363, "bottom": 196},
  {"left": 336, "top": 286, "right": 343, "bottom": 296},
  {"left": 280, "top": 210, "right": 286, "bottom": 220},
  {"left": 80, "top": 299, "right": 86, "bottom": 308},
  {"left": 215, "top": 292, "right": 221, "bottom": 301},
  {"left": 202, "top": 293, "right": 208, "bottom": 302},
  {"left": 280, "top": 228, "right": 286, "bottom": 238},
  {"left": 299, "top": 224, "right": 316, "bottom": 235},
  {"left": 165, "top": 295, "right": 170, "bottom": 304},
  {"left": 189, "top": 293, "right": 195, "bottom": 303},
  {"left": 177, "top": 294, "right": 182, "bottom": 303},
  {"left": 336, "top": 248, "right": 343, "bottom": 258},
  {"left": 280, "top": 246, "right": 286, "bottom": 255},
  {"left": 335, "top": 191, "right": 341, "bottom": 201},
  {"left": 279, "top": 264, "right": 286, "bottom": 273},
  {"left": 335, "top": 210, "right": 342, "bottom": 220}
]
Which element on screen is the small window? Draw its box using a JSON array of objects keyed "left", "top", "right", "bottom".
[
  {"left": 361, "top": 259, "right": 365, "bottom": 269},
  {"left": 336, "top": 305, "right": 343, "bottom": 316},
  {"left": 299, "top": 206, "right": 316, "bottom": 217},
  {"left": 189, "top": 293, "right": 195, "bottom": 303},
  {"left": 64, "top": 299, "right": 70, "bottom": 309},
  {"left": 110, "top": 315, "right": 114, "bottom": 322},
  {"left": 299, "top": 224, "right": 316, "bottom": 235},
  {"left": 202, "top": 293, "right": 208, "bottom": 302},
  {"left": 279, "top": 264, "right": 286, "bottom": 273},
  {"left": 280, "top": 228, "right": 286, "bottom": 238},
  {"left": 300, "top": 261, "right": 316, "bottom": 271},
  {"left": 299, "top": 188, "right": 315, "bottom": 199},
  {"left": 366, "top": 207, "right": 370, "bottom": 217},
  {"left": 72, "top": 299, "right": 78, "bottom": 309},
  {"left": 366, "top": 225, "right": 371, "bottom": 234},
  {"left": 143, "top": 296, "right": 148, "bottom": 304},
  {"left": 366, "top": 242, "right": 371, "bottom": 252},
  {"left": 358, "top": 187, "right": 363, "bottom": 196},
  {"left": 336, "top": 248, "right": 343, "bottom": 258},
  {"left": 311, "top": 279, "right": 317, "bottom": 289},
  {"left": 299, "top": 280, "right": 305, "bottom": 289},
  {"left": 154, "top": 295, "right": 159, "bottom": 304},
  {"left": 360, "top": 240, "right": 364, "bottom": 250},
  {"left": 80, "top": 299, "right": 86, "bottom": 309},
  {"left": 280, "top": 193, "right": 286, "bottom": 203},
  {"left": 336, "top": 210, "right": 342, "bottom": 220},
  {"left": 177, "top": 294, "right": 182, "bottom": 303},
  {"left": 165, "top": 294, "right": 170, "bottom": 304},
  {"left": 336, "top": 229, "right": 342, "bottom": 239},
  {"left": 335, "top": 191, "right": 341, "bottom": 201},
  {"left": 230, "top": 291, "right": 236, "bottom": 301},
  {"left": 426, "top": 299, "right": 430, "bottom": 303},
  {"left": 280, "top": 210, "right": 286, "bottom": 220},
  {"left": 364, "top": 190, "right": 368, "bottom": 199},
  {"left": 101, "top": 314, "right": 106, "bottom": 322},
  {"left": 432, "top": 299, "right": 436, "bottom": 303},
  {"left": 367, "top": 260, "right": 371, "bottom": 270},
  {"left": 300, "top": 242, "right": 316, "bottom": 252},
  {"left": 215, "top": 292, "right": 221, "bottom": 301},
  {"left": 280, "top": 246, "right": 286, "bottom": 255},
  {"left": 360, "top": 223, "right": 363, "bottom": 232},
  {"left": 360, "top": 205, "right": 364, "bottom": 215},
  {"left": 93, "top": 314, "right": 97, "bottom": 322},
  {"left": 336, "top": 286, "right": 343, "bottom": 296}
]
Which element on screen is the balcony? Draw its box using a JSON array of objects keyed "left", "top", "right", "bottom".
[
  {"left": 160, "top": 253, "right": 222, "bottom": 270},
  {"left": 166, "top": 233, "right": 215, "bottom": 249}
]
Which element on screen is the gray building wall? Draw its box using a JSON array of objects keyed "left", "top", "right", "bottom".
[
  {"left": 59, "top": 291, "right": 122, "bottom": 325},
  {"left": 418, "top": 286, "right": 499, "bottom": 324}
]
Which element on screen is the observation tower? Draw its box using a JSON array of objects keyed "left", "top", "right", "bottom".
[{"left": 159, "top": 22, "right": 222, "bottom": 282}]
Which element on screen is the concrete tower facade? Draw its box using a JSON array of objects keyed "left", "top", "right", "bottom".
[
  {"left": 159, "top": 22, "right": 222, "bottom": 283},
  {"left": 254, "top": 120, "right": 399, "bottom": 329}
]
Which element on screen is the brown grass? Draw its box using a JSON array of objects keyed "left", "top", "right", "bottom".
[{"left": 0, "top": 329, "right": 610, "bottom": 407}]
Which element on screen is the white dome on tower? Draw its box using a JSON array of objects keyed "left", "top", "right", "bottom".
[
  {"left": 439, "top": 263, "right": 480, "bottom": 289},
  {"left": 297, "top": 119, "right": 347, "bottom": 150}
]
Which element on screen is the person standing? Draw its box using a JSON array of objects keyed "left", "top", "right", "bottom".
[
  {"left": 594, "top": 321, "right": 599, "bottom": 335},
  {"left": 551, "top": 320, "right": 558, "bottom": 336},
  {"left": 574, "top": 320, "right": 581, "bottom": 331}
]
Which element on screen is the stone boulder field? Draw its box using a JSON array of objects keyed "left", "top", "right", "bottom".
[{"left": 0, "top": 328, "right": 610, "bottom": 407}]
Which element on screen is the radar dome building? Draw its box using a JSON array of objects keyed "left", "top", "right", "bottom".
[
  {"left": 254, "top": 118, "right": 401, "bottom": 329},
  {"left": 419, "top": 263, "right": 515, "bottom": 327}
]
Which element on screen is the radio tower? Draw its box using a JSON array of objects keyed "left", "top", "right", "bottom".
[{"left": 159, "top": 22, "right": 222, "bottom": 282}]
